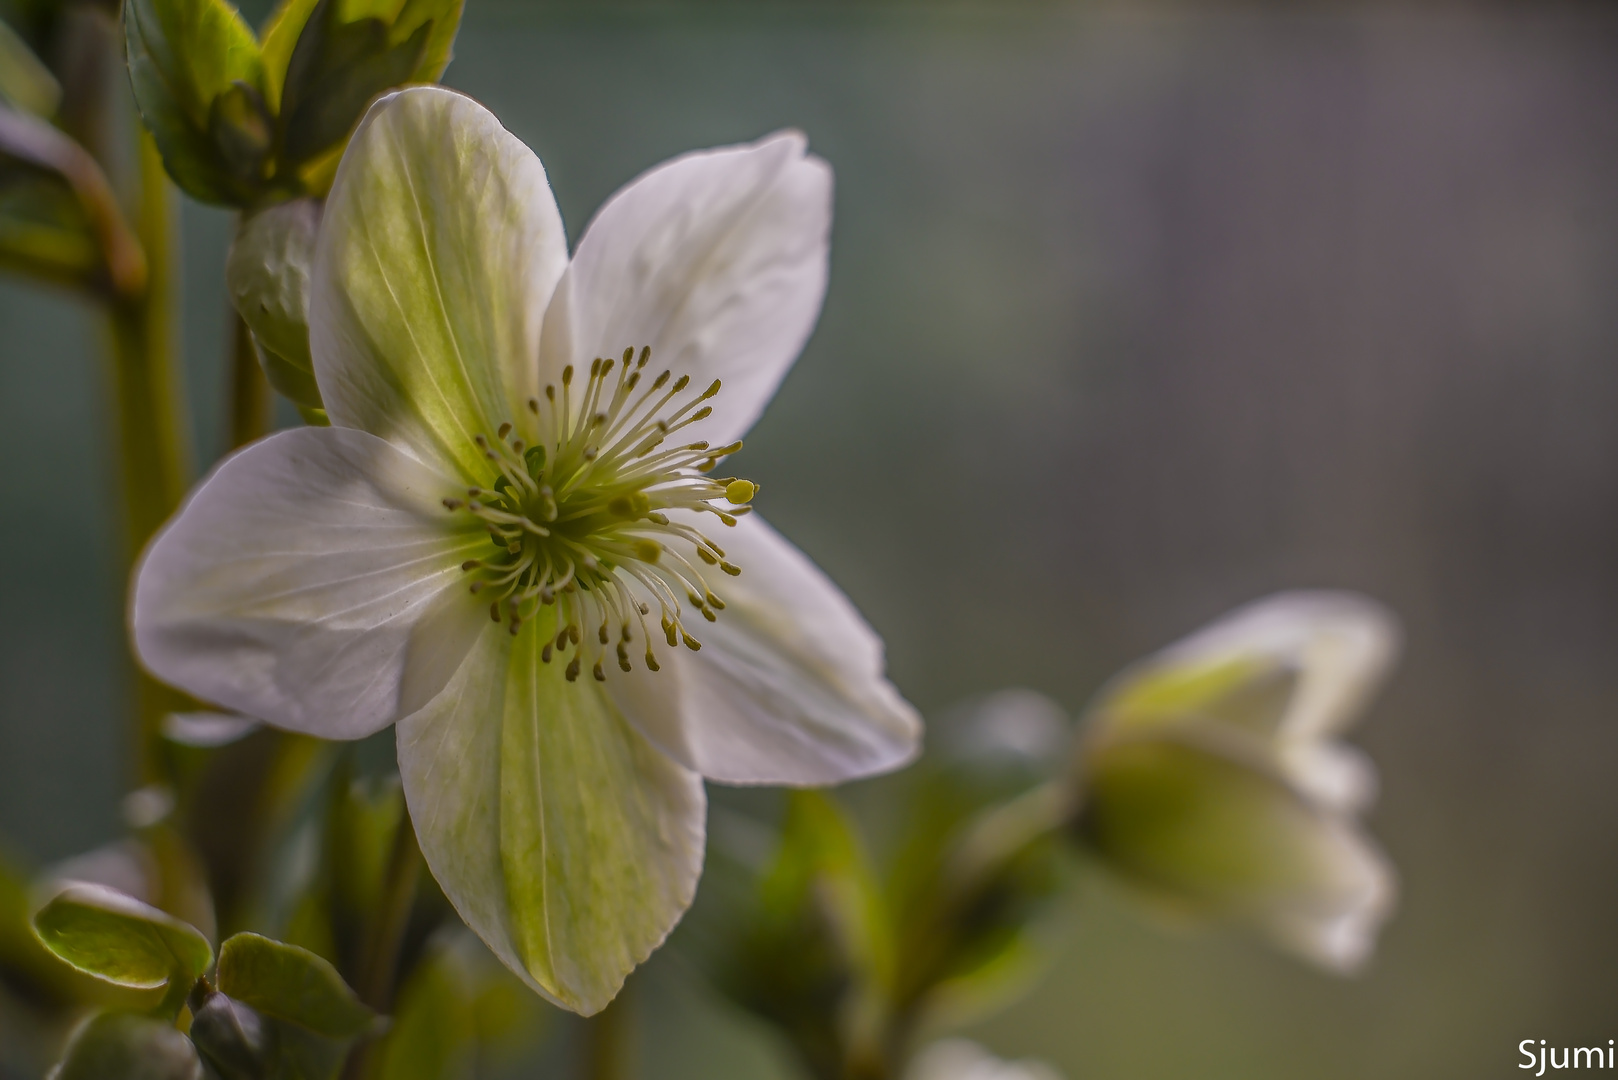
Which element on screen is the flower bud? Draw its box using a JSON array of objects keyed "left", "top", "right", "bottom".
[
  {"left": 188, "top": 991, "right": 273, "bottom": 1080},
  {"left": 1069, "top": 591, "right": 1400, "bottom": 972},
  {"left": 226, "top": 198, "right": 324, "bottom": 411}
]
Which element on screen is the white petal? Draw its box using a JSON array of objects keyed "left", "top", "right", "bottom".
[
  {"left": 537, "top": 131, "right": 831, "bottom": 446},
  {"left": 1157, "top": 590, "right": 1401, "bottom": 741},
  {"left": 397, "top": 621, "right": 706, "bottom": 1015},
  {"left": 607, "top": 512, "right": 920, "bottom": 785},
  {"left": 132, "top": 427, "right": 488, "bottom": 739},
  {"left": 1265, "top": 822, "right": 1397, "bottom": 974},
  {"left": 311, "top": 86, "right": 569, "bottom": 482}
]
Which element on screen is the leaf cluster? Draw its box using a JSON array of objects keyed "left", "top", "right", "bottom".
[
  {"left": 126, "top": 0, "right": 464, "bottom": 207},
  {"left": 689, "top": 699, "right": 1080, "bottom": 1080},
  {"left": 33, "top": 885, "right": 377, "bottom": 1080}
]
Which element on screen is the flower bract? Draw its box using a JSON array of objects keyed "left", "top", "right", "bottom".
[
  {"left": 133, "top": 86, "right": 921, "bottom": 1013},
  {"left": 1072, "top": 591, "right": 1399, "bottom": 972}
]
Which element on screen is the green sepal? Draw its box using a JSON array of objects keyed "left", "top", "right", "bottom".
[
  {"left": 124, "top": 0, "right": 267, "bottom": 204},
  {"left": 217, "top": 932, "right": 377, "bottom": 1040},
  {"left": 49, "top": 1011, "right": 205, "bottom": 1080},
  {"left": 32, "top": 883, "right": 212, "bottom": 1006}
]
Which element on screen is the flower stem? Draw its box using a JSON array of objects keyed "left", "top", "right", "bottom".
[
  {"left": 357, "top": 812, "right": 423, "bottom": 1013},
  {"left": 104, "top": 132, "right": 193, "bottom": 786},
  {"left": 227, "top": 304, "right": 273, "bottom": 449},
  {"left": 582, "top": 986, "right": 634, "bottom": 1080}
]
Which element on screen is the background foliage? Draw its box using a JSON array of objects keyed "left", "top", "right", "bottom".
[{"left": 4, "top": 2, "right": 1617, "bottom": 1077}]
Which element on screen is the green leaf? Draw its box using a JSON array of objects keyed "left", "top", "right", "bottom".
[
  {"left": 722, "top": 791, "right": 890, "bottom": 1077},
  {"left": 259, "top": 0, "right": 461, "bottom": 120},
  {"left": 277, "top": 0, "right": 429, "bottom": 167},
  {"left": 0, "top": 16, "right": 61, "bottom": 117},
  {"left": 32, "top": 882, "right": 212, "bottom": 993},
  {"left": 0, "top": 168, "right": 99, "bottom": 289},
  {"left": 50, "top": 1011, "right": 204, "bottom": 1080},
  {"left": 216, "top": 933, "right": 375, "bottom": 1040},
  {"left": 259, "top": 0, "right": 321, "bottom": 113},
  {"left": 0, "top": 103, "right": 147, "bottom": 295},
  {"left": 124, "top": 0, "right": 267, "bottom": 203}
]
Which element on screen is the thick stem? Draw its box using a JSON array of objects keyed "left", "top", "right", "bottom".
[
  {"left": 227, "top": 304, "right": 273, "bottom": 449},
  {"left": 104, "top": 133, "right": 193, "bottom": 786}
]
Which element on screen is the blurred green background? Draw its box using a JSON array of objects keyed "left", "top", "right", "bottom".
[{"left": 5, "top": 2, "right": 1618, "bottom": 1077}]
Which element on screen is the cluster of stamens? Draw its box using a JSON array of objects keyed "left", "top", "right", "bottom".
[{"left": 441, "top": 347, "right": 757, "bottom": 682}]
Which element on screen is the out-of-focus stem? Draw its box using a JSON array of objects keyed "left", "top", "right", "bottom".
[
  {"left": 227, "top": 304, "right": 273, "bottom": 449},
  {"left": 583, "top": 988, "right": 634, "bottom": 1080},
  {"left": 356, "top": 813, "right": 422, "bottom": 1013},
  {"left": 342, "top": 815, "right": 423, "bottom": 1080},
  {"left": 104, "top": 133, "right": 193, "bottom": 785}
]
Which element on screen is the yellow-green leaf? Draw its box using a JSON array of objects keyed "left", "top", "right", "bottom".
[
  {"left": 32, "top": 882, "right": 212, "bottom": 992},
  {"left": 216, "top": 932, "right": 376, "bottom": 1039}
]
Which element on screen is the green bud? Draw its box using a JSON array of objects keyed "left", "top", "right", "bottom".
[
  {"left": 50, "top": 1012, "right": 205, "bottom": 1080},
  {"left": 188, "top": 991, "right": 274, "bottom": 1080},
  {"left": 226, "top": 198, "right": 324, "bottom": 410},
  {"left": 124, "top": 0, "right": 268, "bottom": 204}
]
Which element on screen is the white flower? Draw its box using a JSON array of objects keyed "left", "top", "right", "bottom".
[
  {"left": 906, "top": 1040, "right": 1065, "bottom": 1080},
  {"left": 132, "top": 86, "right": 920, "bottom": 1013},
  {"left": 1073, "top": 591, "right": 1399, "bottom": 972}
]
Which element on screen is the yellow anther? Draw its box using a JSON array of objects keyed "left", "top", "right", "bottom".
[{"left": 725, "top": 480, "right": 757, "bottom": 504}]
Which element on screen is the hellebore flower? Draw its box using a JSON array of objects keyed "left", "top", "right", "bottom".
[
  {"left": 132, "top": 87, "right": 920, "bottom": 1013},
  {"left": 1071, "top": 591, "right": 1399, "bottom": 972}
]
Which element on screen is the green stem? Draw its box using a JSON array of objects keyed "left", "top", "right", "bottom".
[
  {"left": 341, "top": 816, "right": 423, "bottom": 1080},
  {"left": 356, "top": 813, "right": 422, "bottom": 1013},
  {"left": 104, "top": 132, "right": 193, "bottom": 786},
  {"left": 582, "top": 988, "right": 634, "bottom": 1080},
  {"left": 227, "top": 303, "right": 273, "bottom": 449}
]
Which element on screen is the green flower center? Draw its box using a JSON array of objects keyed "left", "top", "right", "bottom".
[{"left": 442, "top": 347, "right": 756, "bottom": 682}]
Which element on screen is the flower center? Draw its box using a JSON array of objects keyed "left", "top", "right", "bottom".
[{"left": 442, "top": 347, "right": 756, "bottom": 682}]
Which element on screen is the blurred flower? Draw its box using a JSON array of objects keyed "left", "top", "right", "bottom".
[
  {"left": 1071, "top": 591, "right": 1399, "bottom": 972},
  {"left": 132, "top": 86, "right": 919, "bottom": 1014},
  {"left": 906, "top": 1039, "right": 1065, "bottom": 1080}
]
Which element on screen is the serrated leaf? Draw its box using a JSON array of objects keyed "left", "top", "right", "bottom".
[
  {"left": 33, "top": 882, "right": 212, "bottom": 992},
  {"left": 51, "top": 1012, "right": 204, "bottom": 1080},
  {"left": 124, "top": 0, "right": 266, "bottom": 203},
  {"left": 217, "top": 933, "right": 375, "bottom": 1039}
]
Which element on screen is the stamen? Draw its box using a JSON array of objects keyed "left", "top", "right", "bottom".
[{"left": 443, "top": 345, "right": 755, "bottom": 682}]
